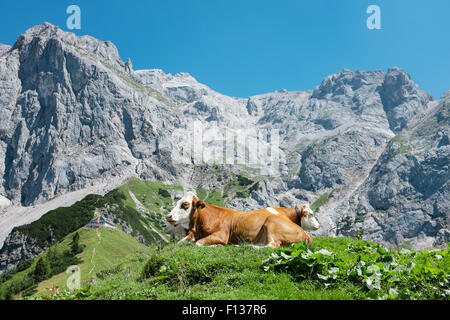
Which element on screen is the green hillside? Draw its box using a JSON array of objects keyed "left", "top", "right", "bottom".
[
  {"left": 100, "top": 178, "right": 180, "bottom": 244},
  {"left": 32, "top": 228, "right": 149, "bottom": 298},
  {"left": 8, "top": 178, "right": 182, "bottom": 253},
  {"left": 30, "top": 237, "right": 449, "bottom": 300},
  {"left": 0, "top": 227, "right": 149, "bottom": 299},
  {"left": 13, "top": 194, "right": 101, "bottom": 247}
]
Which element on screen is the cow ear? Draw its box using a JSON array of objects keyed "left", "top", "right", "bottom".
[
  {"left": 299, "top": 205, "right": 307, "bottom": 216},
  {"left": 196, "top": 200, "right": 206, "bottom": 209}
]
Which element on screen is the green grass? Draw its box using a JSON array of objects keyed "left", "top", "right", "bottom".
[
  {"left": 310, "top": 190, "right": 333, "bottom": 212},
  {"left": 4, "top": 177, "right": 448, "bottom": 301},
  {"left": 5, "top": 235, "right": 448, "bottom": 300},
  {"left": 204, "top": 189, "right": 226, "bottom": 207},
  {"left": 120, "top": 177, "right": 182, "bottom": 212},
  {"left": 196, "top": 188, "right": 208, "bottom": 201},
  {"left": 73, "top": 238, "right": 359, "bottom": 300},
  {"left": 102, "top": 178, "right": 183, "bottom": 244},
  {"left": 31, "top": 228, "right": 149, "bottom": 298},
  {"left": 390, "top": 135, "right": 413, "bottom": 156},
  {"left": 10, "top": 177, "right": 182, "bottom": 249},
  {"left": 0, "top": 227, "right": 149, "bottom": 299},
  {"left": 35, "top": 236, "right": 448, "bottom": 300},
  {"left": 223, "top": 173, "right": 260, "bottom": 200}
]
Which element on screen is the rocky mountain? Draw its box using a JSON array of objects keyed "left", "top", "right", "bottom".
[
  {"left": 0, "top": 22, "right": 448, "bottom": 252},
  {"left": 333, "top": 94, "right": 449, "bottom": 249}
]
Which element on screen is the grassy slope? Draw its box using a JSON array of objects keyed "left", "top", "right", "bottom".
[
  {"left": 48, "top": 237, "right": 384, "bottom": 300},
  {"left": 29, "top": 228, "right": 148, "bottom": 298},
  {"left": 0, "top": 227, "right": 149, "bottom": 299},
  {"left": 117, "top": 177, "right": 183, "bottom": 232},
  {"left": 12, "top": 194, "right": 102, "bottom": 247},
  {"left": 7, "top": 234, "right": 449, "bottom": 300}
]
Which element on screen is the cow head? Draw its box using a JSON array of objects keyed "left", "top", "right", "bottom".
[
  {"left": 166, "top": 191, "right": 204, "bottom": 228},
  {"left": 299, "top": 205, "right": 320, "bottom": 231}
]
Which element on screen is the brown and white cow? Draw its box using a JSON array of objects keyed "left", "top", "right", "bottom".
[
  {"left": 246, "top": 206, "right": 320, "bottom": 232},
  {"left": 165, "top": 192, "right": 320, "bottom": 247}
]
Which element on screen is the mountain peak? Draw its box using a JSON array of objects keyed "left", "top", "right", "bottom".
[
  {"left": 23, "top": 21, "right": 60, "bottom": 36},
  {"left": 311, "top": 68, "right": 386, "bottom": 100},
  {"left": 13, "top": 22, "right": 70, "bottom": 49},
  {"left": 12, "top": 21, "right": 125, "bottom": 72},
  {"left": 440, "top": 90, "right": 450, "bottom": 101},
  {"left": 13, "top": 22, "right": 68, "bottom": 47}
]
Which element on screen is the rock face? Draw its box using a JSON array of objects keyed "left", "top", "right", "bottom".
[
  {"left": 0, "top": 23, "right": 176, "bottom": 206},
  {"left": 0, "top": 22, "right": 448, "bottom": 250},
  {"left": 333, "top": 96, "right": 450, "bottom": 249},
  {"left": 0, "top": 230, "right": 46, "bottom": 273},
  {"left": 379, "top": 68, "right": 433, "bottom": 132},
  {"left": 0, "top": 195, "right": 11, "bottom": 210}
]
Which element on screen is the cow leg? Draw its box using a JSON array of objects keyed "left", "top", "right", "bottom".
[
  {"left": 303, "top": 231, "right": 313, "bottom": 244},
  {"left": 266, "top": 234, "right": 282, "bottom": 248},
  {"left": 196, "top": 232, "right": 228, "bottom": 246},
  {"left": 263, "top": 219, "right": 286, "bottom": 248},
  {"left": 280, "top": 228, "right": 312, "bottom": 246},
  {"left": 178, "top": 231, "right": 195, "bottom": 243},
  {"left": 265, "top": 217, "right": 312, "bottom": 247},
  {"left": 252, "top": 223, "right": 280, "bottom": 248}
]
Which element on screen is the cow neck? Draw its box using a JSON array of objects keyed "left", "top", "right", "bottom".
[
  {"left": 190, "top": 203, "right": 221, "bottom": 239},
  {"left": 295, "top": 207, "right": 302, "bottom": 227},
  {"left": 189, "top": 205, "right": 200, "bottom": 236}
]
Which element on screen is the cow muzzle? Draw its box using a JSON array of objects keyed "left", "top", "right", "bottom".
[{"left": 166, "top": 214, "right": 176, "bottom": 225}]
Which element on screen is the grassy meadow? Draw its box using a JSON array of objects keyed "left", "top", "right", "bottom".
[{"left": 31, "top": 237, "right": 450, "bottom": 300}]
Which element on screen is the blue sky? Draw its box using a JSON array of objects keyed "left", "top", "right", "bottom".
[{"left": 0, "top": 0, "right": 448, "bottom": 99}]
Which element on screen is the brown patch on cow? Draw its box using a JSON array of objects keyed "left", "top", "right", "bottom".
[{"left": 189, "top": 197, "right": 201, "bottom": 238}]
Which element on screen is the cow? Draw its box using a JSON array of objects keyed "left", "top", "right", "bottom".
[{"left": 165, "top": 192, "right": 320, "bottom": 247}]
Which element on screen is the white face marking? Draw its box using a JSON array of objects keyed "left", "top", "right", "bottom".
[
  {"left": 166, "top": 191, "right": 196, "bottom": 226},
  {"left": 300, "top": 206, "right": 320, "bottom": 231},
  {"left": 266, "top": 207, "right": 279, "bottom": 215}
]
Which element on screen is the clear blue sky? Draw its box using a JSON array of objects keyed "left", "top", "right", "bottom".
[{"left": 0, "top": 0, "right": 448, "bottom": 99}]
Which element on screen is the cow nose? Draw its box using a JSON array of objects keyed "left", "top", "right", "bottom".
[{"left": 166, "top": 215, "right": 173, "bottom": 221}]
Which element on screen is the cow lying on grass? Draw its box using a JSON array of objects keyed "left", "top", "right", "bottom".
[{"left": 165, "top": 192, "right": 320, "bottom": 247}]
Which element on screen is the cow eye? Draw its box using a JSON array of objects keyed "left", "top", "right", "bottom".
[{"left": 181, "top": 202, "right": 190, "bottom": 209}]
